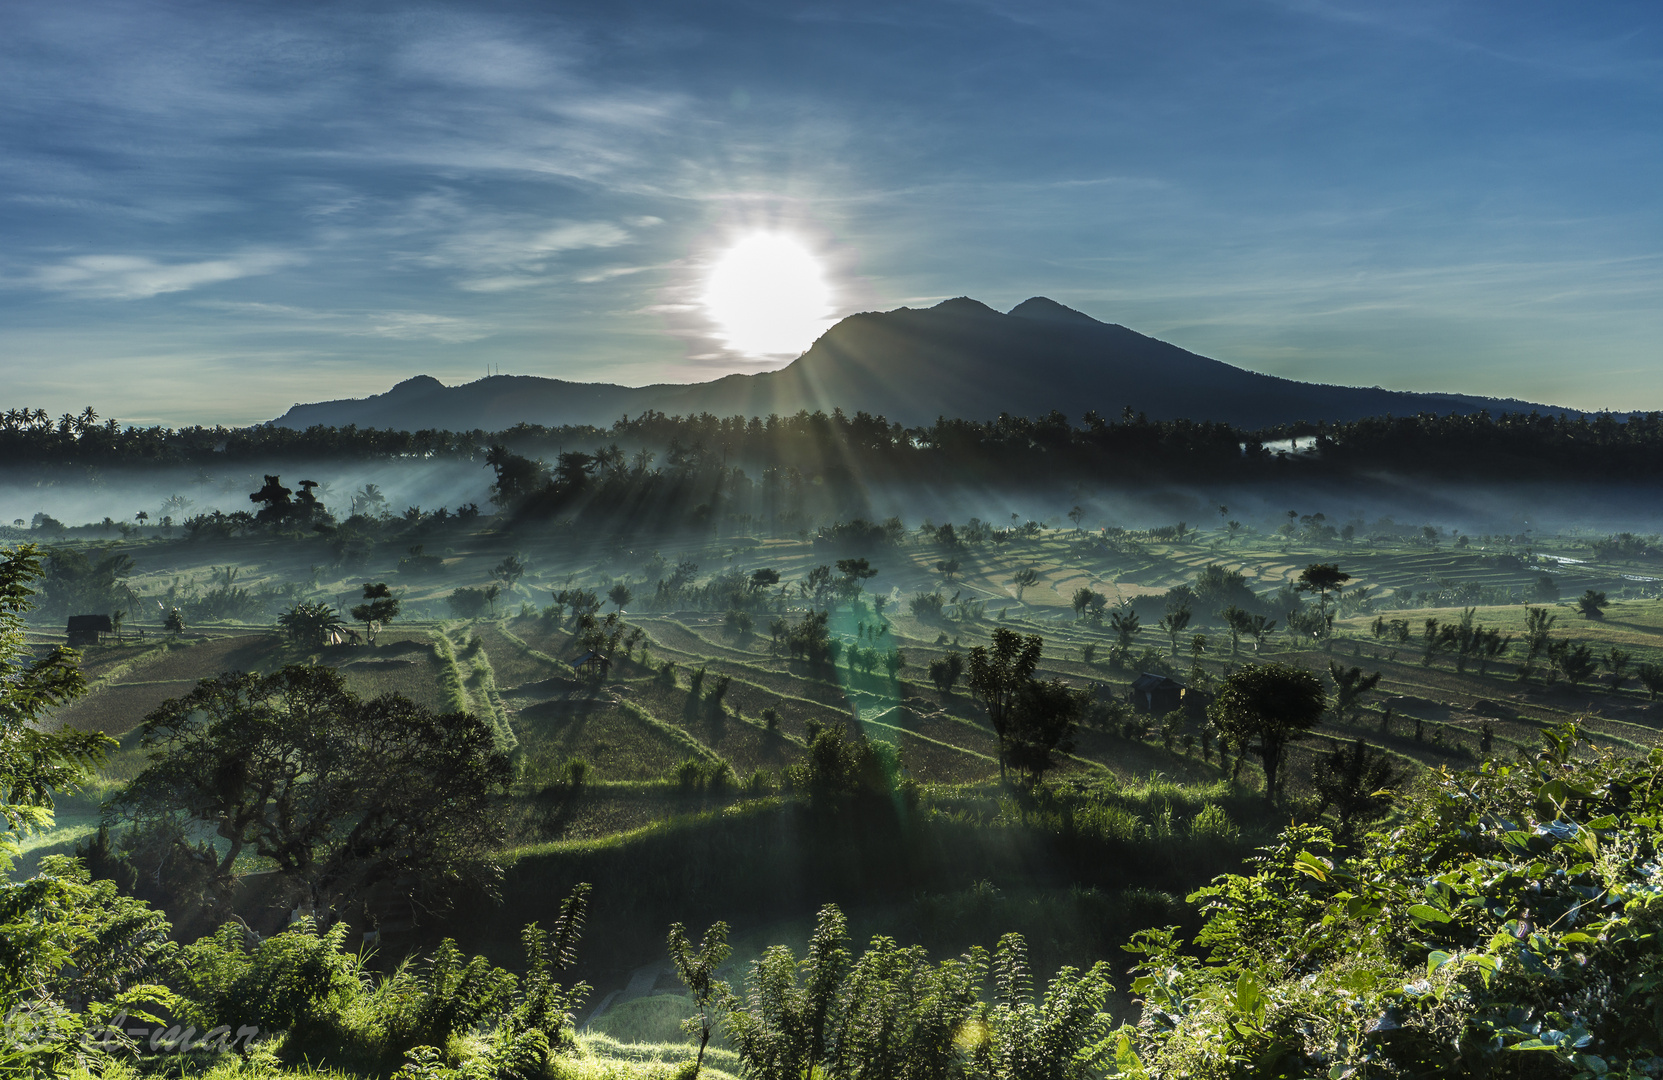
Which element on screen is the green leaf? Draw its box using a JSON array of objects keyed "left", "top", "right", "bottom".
[
  {"left": 1408, "top": 904, "right": 1452, "bottom": 924},
  {"left": 1293, "top": 851, "right": 1331, "bottom": 881}
]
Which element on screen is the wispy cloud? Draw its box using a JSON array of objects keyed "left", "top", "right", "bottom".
[
  {"left": 428, "top": 220, "right": 636, "bottom": 291},
  {"left": 355, "top": 312, "right": 491, "bottom": 344},
  {"left": 24, "top": 251, "right": 298, "bottom": 300}
]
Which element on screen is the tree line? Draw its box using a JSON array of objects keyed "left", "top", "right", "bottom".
[{"left": 10, "top": 400, "right": 1663, "bottom": 483}]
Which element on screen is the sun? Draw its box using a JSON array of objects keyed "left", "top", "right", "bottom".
[{"left": 701, "top": 233, "right": 834, "bottom": 358}]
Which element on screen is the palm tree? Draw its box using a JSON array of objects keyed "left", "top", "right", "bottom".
[{"left": 1157, "top": 603, "right": 1192, "bottom": 657}]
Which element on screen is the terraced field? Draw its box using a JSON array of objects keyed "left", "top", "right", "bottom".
[{"left": 22, "top": 520, "right": 1663, "bottom": 1045}]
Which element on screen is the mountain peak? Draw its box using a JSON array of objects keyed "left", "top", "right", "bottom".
[
  {"left": 928, "top": 296, "right": 1001, "bottom": 316},
  {"left": 388, "top": 375, "right": 445, "bottom": 395},
  {"left": 1008, "top": 297, "right": 1101, "bottom": 325}
]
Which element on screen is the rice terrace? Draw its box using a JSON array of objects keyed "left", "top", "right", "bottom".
[{"left": 8, "top": 4, "right": 1663, "bottom": 1077}]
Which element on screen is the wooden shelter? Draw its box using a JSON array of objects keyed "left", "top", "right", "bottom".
[
  {"left": 66, "top": 614, "right": 113, "bottom": 647},
  {"left": 1129, "top": 672, "right": 1186, "bottom": 715},
  {"left": 573, "top": 649, "right": 611, "bottom": 675}
]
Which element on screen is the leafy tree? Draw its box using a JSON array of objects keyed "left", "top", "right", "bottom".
[
  {"left": 169, "top": 890, "right": 591, "bottom": 1073},
  {"left": 1221, "top": 605, "right": 1253, "bottom": 656},
  {"left": 607, "top": 582, "right": 634, "bottom": 610},
  {"left": 293, "top": 479, "right": 326, "bottom": 523},
  {"left": 485, "top": 444, "right": 549, "bottom": 509},
  {"left": 723, "top": 903, "right": 1113, "bottom": 1080},
  {"left": 802, "top": 564, "right": 835, "bottom": 608},
  {"left": 277, "top": 601, "right": 344, "bottom": 648},
  {"left": 1071, "top": 587, "right": 1107, "bottom": 625},
  {"left": 1310, "top": 737, "right": 1403, "bottom": 840},
  {"left": 929, "top": 651, "right": 965, "bottom": 696},
  {"left": 1532, "top": 572, "right": 1561, "bottom": 602},
  {"left": 492, "top": 553, "right": 526, "bottom": 592},
  {"left": 979, "top": 933, "right": 1114, "bottom": 1080},
  {"left": 1208, "top": 661, "right": 1327, "bottom": 803},
  {"left": 0, "top": 545, "right": 111, "bottom": 861},
  {"left": 1605, "top": 646, "right": 1632, "bottom": 690},
  {"left": 1328, "top": 660, "right": 1382, "bottom": 721},
  {"left": 784, "top": 611, "right": 841, "bottom": 666},
  {"left": 447, "top": 587, "right": 490, "bottom": 620},
  {"left": 37, "top": 545, "right": 135, "bottom": 613},
  {"left": 750, "top": 567, "right": 781, "bottom": 592},
  {"left": 725, "top": 905, "right": 850, "bottom": 1080},
  {"left": 1006, "top": 677, "right": 1083, "bottom": 781},
  {"left": 1122, "top": 724, "right": 1663, "bottom": 1077},
  {"left": 350, "top": 483, "right": 387, "bottom": 517},
  {"left": 1554, "top": 641, "right": 1599, "bottom": 686},
  {"left": 162, "top": 606, "right": 185, "bottom": 636},
  {"left": 935, "top": 558, "right": 961, "bottom": 580},
  {"left": 666, "top": 921, "right": 733, "bottom": 1076},
  {"left": 836, "top": 557, "right": 877, "bottom": 598},
  {"left": 1577, "top": 589, "right": 1610, "bottom": 619},
  {"left": 0, "top": 547, "right": 174, "bottom": 1070},
  {"left": 248, "top": 474, "right": 294, "bottom": 526},
  {"left": 1012, "top": 567, "right": 1039, "bottom": 600},
  {"left": 1156, "top": 601, "right": 1192, "bottom": 657},
  {"left": 351, "top": 581, "right": 399, "bottom": 644},
  {"left": 1295, "top": 563, "right": 1350, "bottom": 621},
  {"left": 1639, "top": 662, "right": 1663, "bottom": 700},
  {"left": 967, "top": 628, "right": 1044, "bottom": 781},
  {"left": 117, "top": 664, "right": 514, "bottom": 915},
  {"left": 1523, "top": 605, "right": 1557, "bottom": 668},
  {"left": 1108, "top": 607, "right": 1140, "bottom": 658}
]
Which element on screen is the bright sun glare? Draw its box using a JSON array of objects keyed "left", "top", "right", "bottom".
[{"left": 701, "top": 233, "right": 833, "bottom": 358}]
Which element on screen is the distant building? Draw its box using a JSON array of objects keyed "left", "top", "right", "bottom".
[
  {"left": 1129, "top": 672, "right": 1186, "bottom": 714},
  {"left": 66, "top": 614, "right": 113, "bottom": 647}
]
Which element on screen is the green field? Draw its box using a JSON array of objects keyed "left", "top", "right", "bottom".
[{"left": 16, "top": 513, "right": 1663, "bottom": 1074}]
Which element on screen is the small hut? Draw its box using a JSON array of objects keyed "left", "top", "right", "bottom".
[
  {"left": 1129, "top": 672, "right": 1186, "bottom": 715},
  {"left": 573, "top": 649, "right": 611, "bottom": 675},
  {"left": 66, "top": 614, "right": 113, "bottom": 647}
]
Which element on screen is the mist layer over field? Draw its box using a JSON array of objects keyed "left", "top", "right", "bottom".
[{"left": 7, "top": 461, "right": 1663, "bottom": 541}]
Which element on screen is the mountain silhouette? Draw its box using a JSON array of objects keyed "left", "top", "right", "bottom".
[{"left": 273, "top": 297, "right": 1557, "bottom": 431}]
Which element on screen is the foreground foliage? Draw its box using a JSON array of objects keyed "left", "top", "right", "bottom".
[
  {"left": 1118, "top": 723, "right": 1663, "bottom": 1078},
  {"left": 717, "top": 904, "right": 1115, "bottom": 1080}
]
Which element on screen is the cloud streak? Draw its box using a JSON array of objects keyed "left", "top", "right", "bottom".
[{"left": 25, "top": 252, "right": 299, "bottom": 300}]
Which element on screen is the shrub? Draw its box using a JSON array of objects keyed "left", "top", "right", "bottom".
[
  {"left": 1188, "top": 802, "right": 1239, "bottom": 842},
  {"left": 909, "top": 591, "right": 946, "bottom": 621},
  {"left": 723, "top": 608, "right": 753, "bottom": 637},
  {"left": 1120, "top": 724, "right": 1663, "bottom": 1078},
  {"left": 447, "top": 587, "right": 489, "bottom": 619}
]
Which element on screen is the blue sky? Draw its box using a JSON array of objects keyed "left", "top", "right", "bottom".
[{"left": 2, "top": 0, "right": 1660, "bottom": 425}]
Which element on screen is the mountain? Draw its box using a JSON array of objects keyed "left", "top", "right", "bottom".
[{"left": 272, "top": 297, "right": 1557, "bottom": 431}]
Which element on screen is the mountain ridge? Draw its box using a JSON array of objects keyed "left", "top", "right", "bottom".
[{"left": 273, "top": 297, "right": 1561, "bottom": 431}]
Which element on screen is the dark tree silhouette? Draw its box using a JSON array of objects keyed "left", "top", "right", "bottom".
[
  {"left": 1209, "top": 661, "right": 1327, "bottom": 803},
  {"left": 351, "top": 582, "right": 400, "bottom": 644},
  {"left": 248, "top": 475, "right": 293, "bottom": 526},
  {"left": 1577, "top": 590, "right": 1610, "bottom": 620},
  {"left": 967, "top": 628, "right": 1044, "bottom": 781},
  {"left": 1296, "top": 563, "right": 1351, "bottom": 622}
]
